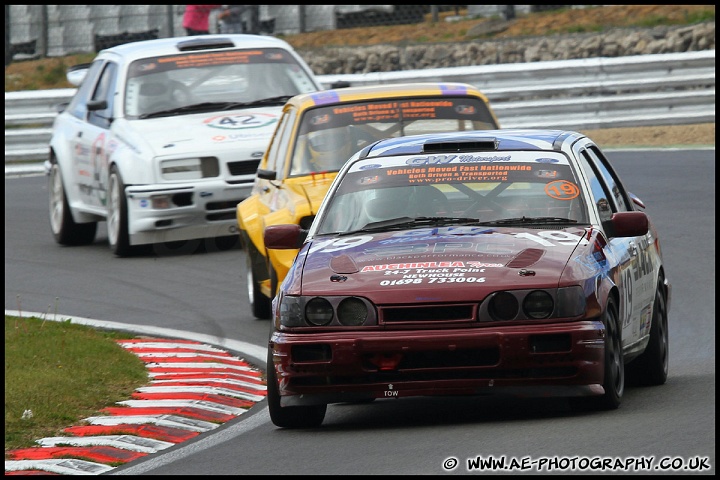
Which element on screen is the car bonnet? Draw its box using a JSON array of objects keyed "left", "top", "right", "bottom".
[
  {"left": 124, "top": 106, "right": 282, "bottom": 157},
  {"left": 289, "top": 225, "right": 592, "bottom": 303}
]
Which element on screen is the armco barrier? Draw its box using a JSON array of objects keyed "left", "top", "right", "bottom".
[{"left": 4, "top": 50, "right": 715, "bottom": 165}]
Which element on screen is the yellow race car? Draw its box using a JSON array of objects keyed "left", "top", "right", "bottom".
[{"left": 237, "top": 82, "right": 500, "bottom": 319}]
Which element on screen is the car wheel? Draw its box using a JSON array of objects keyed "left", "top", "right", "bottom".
[
  {"left": 245, "top": 240, "right": 272, "bottom": 319},
  {"left": 48, "top": 160, "right": 97, "bottom": 245},
  {"left": 266, "top": 350, "right": 327, "bottom": 429},
  {"left": 107, "top": 166, "right": 132, "bottom": 257},
  {"left": 571, "top": 297, "right": 623, "bottom": 411},
  {"left": 214, "top": 234, "right": 240, "bottom": 251},
  {"left": 627, "top": 278, "right": 669, "bottom": 386}
]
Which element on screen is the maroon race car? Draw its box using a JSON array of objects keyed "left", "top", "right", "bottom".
[{"left": 263, "top": 129, "right": 671, "bottom": 428}]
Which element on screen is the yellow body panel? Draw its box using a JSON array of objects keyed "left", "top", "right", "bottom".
[{"left": 238, "top": 82, "right": 499, "bottom": 304}]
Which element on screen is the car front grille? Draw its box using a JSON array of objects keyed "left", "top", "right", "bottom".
[{"left": 379, "top": 303, "right": 476, "bottom": 324}]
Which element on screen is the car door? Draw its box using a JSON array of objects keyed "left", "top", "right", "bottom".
[
  {"left": 576, "top": 143, "right": 656, "bottom": 348},
  {"left": 66, "top": 60, "right": 114, "bottom": 209},
  {"left": 60, "top": 60, "right": 103, "bottom": 207},
  {"left": 79, "top": 61, "right": 118, "bottom": 209}
]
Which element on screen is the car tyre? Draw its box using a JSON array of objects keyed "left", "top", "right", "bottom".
[
  {"left": 571, "top": 297, "right": 623, "bottom": 411},
  {"left": 48, "top": 160, "right": 97, "bottom": 245},
  {"left": 627, "top": 278, "right": 669, "bottom": 386},
  {"left": 107, "top": 166, "right": 133, "bottom": 257},
  {"left": 244, "top": 239, "right": 272, "bottom": 319},
  {"left": 266, "top": 350, "right": 327, "bottom": 429}
]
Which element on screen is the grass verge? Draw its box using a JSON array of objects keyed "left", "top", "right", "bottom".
[{"left": 4, "top": 315, "right": 148, "bottom": 451}]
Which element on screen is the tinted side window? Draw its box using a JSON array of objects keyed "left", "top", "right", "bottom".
[
  {"left": 264, "top": 110, "right": 290, "bottom": 174},
  {"left": 88, "top": 62, "right": 117, "bottom": 129},
  {"left": 578, "top": 149, "right": 614, "bottom": 223},
  {"left": 265, "top": 108, "right": 297, "bottom": 178},
  {"left": 585, "top": 146, "right": 630, "bottom": 212},
  {"left": 66, "top": 60, "right": 106, "bottom": 120}
]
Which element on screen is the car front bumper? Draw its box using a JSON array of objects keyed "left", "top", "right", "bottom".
[
  {"left": 270, "top": 320, "right": 607, "bottom": 407},
  {"left": 126, "top": 181, "right": 251, "bottom": 245}
]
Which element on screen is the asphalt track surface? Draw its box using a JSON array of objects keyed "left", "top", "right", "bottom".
[
  {"left": 4, "top": 163, "right": 270, "bottom": 475},
  {"left": 6, "top": 149, "right": 714, "bottom": 474}
]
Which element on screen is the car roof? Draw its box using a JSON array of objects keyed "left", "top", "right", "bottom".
[
  {"left": 357, "top": 129, "right": 588, "bottom": 158},
  {"left": 286, "top": 82, "right": 493, "bottom": 110},
  {"left": 95, "top": 34, "right": 298, "bottom": 62}
]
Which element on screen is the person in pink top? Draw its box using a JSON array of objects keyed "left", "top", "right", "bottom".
[{"left": 183, "top": 5, "right": 222, "bottom": 36}]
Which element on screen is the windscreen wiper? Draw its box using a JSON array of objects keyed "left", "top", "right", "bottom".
[
  {"left": 138, "top": 96, "right": 295, "bottom": 119},
  {"left": 334, "top": 216, "right": 480, "bottom": 236},
  {"left": 479, "top": 216, "right": 581, "bottom": 226},
  {"left": 139, "top": 102, "right": 231, "bottom": 118}
]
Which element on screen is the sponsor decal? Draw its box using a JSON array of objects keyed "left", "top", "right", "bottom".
[
  {"left": 203, "top": 113, "right": 278, "bottom": 130},
  {"left": 536, "top": 169, "right": 559, "bottom": 178},
  {"left": 545, "top": 180, "right": 580, "bottom": 200},
  {"left": 454, "top": 104, "right": 476, "bottom": 115},
  {"left": 359, "top": 175, "right": 380, "bottom": 185},
  {"left": 310, "top": 113, "right": 331, "bottom": 125}
]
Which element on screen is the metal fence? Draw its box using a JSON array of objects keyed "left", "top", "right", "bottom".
[
  {"left": 5, "top": 50, "right": 715, "bottom": 167},
  {"left": 6, "top": 5, "right": 570, "bottom": 62}
]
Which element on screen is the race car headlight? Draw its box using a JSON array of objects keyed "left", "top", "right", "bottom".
[
  {"left": 337, "top": 297, "right": 368, "bottom": 326},
  {"left": 305, "top": 297, "right": 334, "bottom": 326},
  {"left": 488, "top": 291, "right": 519, "bottom": 321},
  {"left": 161, "top": 157, "right": 219, "bottom": 180},
  {"left": 481, "top": 286, "right": 586, "bottom": 322},
  {"left": 278, "top": 295, "right": 376, "bottom": 327},
  {"left": 523, "top": 290, "right": 554, "bottom": 319}
]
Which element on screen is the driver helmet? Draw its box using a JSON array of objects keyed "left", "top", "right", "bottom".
[
  {"left": 307, "top": 127, "right": 352, "bottom": 171},
  {"left": 365, "top": 186, "right": 413, "bottom": 221}
]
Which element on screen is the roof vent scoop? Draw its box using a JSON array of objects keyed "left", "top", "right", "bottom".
[
  {"left": 423, "top": 139, "right": 498, "bottom": 153},
  {"left": 176, "top": 38, "right": 235, "bottom": 52}
]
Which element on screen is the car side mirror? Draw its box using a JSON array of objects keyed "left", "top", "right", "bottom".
[
  {"left": 604, "top": 211, "right": 649, "bottom": 238},
  {"left": 87, "top": 99, "right": 108, "bottom": 111},
  {"left": 264, "top": 224, "right": 307, "bottom": 249},
  {"left": 257, "top": 168, "right": 277, "bottom": 180}
]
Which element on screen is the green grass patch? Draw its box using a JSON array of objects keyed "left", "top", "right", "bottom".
[
  {"left": 4, "top": 315, "right": 148, "bottom": 451},
  {"left": 685, "top": 10, "right": 715, "bottom": 23}
]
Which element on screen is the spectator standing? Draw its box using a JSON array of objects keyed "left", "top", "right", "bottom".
[
  {"left": 218, "top": 5, "right": 248, "bottom": 34},
  {"left": 183, "top": 5, "right": 221, "bottom": 36}
]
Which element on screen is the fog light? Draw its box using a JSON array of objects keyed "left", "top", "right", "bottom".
[{"left": 151, "top": 195, "right": 171, "bottom": 209}]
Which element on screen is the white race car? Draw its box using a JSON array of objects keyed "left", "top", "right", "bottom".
[{"left": 47, "top": 34, "right": 326, "bottom": 256}]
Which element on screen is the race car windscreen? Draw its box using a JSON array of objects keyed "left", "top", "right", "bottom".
[
  {"left": 315, "top": 151, "right": 590, "bottom": 235},
  {"left": 124, "top": 48, "right": 318, "bottom": 118},
  {"left": 290, "top": 96, "right": 499, "bottom": 176}
]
